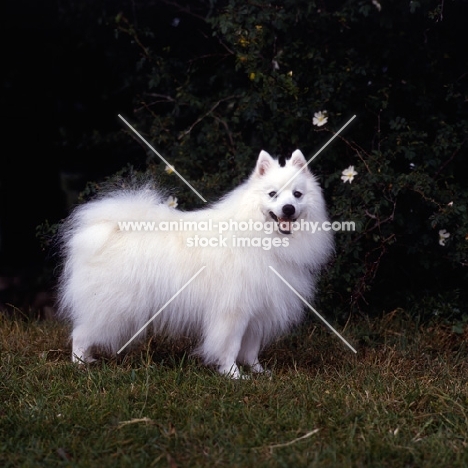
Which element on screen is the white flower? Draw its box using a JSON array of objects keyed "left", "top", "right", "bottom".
[
  {"left": 165, "top": 165, "right": 175, "bottom": 175},
  {"left": 341, "top": 165, "right": 358, "bottom": 183},
  {"left": 313, "top": 110, "right": 328, "bottom": 127},
  {"left": 166, "top": 196, "right": 178, "bottom": 209},
  {"left": 372, "top": 0, "right": 382, "bottom": 12},
  {"left": 438, "top": 229, "right": 450, "bottom": 246}
]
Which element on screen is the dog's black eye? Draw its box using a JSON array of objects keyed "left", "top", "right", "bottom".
[
  {"left": 293, "top": 191, "right": 302, "bottom": 198},
  {"left": 269, "top": 191, "right": 277, "bottom": 198}
]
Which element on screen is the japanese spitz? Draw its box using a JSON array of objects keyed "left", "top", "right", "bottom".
[{"left": 58, "top": 149, "right": 333, "bottom": 378}]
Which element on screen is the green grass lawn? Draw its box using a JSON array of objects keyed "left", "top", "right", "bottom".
[{"left": 1, "top": 311, "right": 467, "bottom": 467}]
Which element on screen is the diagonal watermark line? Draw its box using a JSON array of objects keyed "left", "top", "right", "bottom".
[
  {"left": 277, "top": 114, "right": 356, "bottom": 196},
  {"left": 117, "top": 266, "right": 206, "bottom": 355},
  {"left": 118, "top": 114, "right": 207, "bottom": 203},
  {"left": 269, "top": 266, "right": 357, "bottom": 353}
]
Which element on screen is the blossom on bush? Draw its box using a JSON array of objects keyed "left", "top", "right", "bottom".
[
  {"left": 313, "top": 111, "right": 328, "bottom": 127},
  {"left": 438, "top": 229, "right": 450, "bottom": 246},
  {"left": 341, "top": 166, "right": 358, "bottom": 183},
  {"left": 166, "top": 196, "right": 178, "bottom": 208}
]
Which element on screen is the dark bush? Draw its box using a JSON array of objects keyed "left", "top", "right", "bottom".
[{"left": 52, "top": 0, "right": 468, "bottom": 320}]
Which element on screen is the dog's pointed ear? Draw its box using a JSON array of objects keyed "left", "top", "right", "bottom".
[
  {"left": 255, "top": 150, "right": 274, "bottom": 176},
  {"left": 289, "top": 149, "right": 307, "bottom": 168}
]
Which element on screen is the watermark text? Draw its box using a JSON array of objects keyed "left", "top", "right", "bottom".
[{"left": 117, "top": 219, "right": 355, "bottom": 235}]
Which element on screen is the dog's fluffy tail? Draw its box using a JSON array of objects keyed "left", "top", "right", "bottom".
[{"left": 56, "top": 187, "right": 167, "bottom": 319}]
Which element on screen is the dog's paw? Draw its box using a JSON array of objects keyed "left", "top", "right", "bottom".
[
  {"left": 250, "top": 362, "right": 265, "bottom": 374},
  {"left": 72, "top": 353, "right": 97, "bottom": 365},
  {"left": 218, "top": 363, "right": 242, "bottom": 379},
  {"left": 251, "top": 365, "right": 272, "bottom": 379}
]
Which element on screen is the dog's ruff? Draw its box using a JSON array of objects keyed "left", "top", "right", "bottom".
[{"left": 57, "top": 150, "right": 334, "bottom": 378}]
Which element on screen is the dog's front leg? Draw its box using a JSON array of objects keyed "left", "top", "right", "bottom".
[{"left": 201, "top": 314, "right": 248, "bottom": 379}]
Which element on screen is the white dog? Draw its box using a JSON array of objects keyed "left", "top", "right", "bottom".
[{"left": 58, "top": 149, "right": 333, "bottom": 378}]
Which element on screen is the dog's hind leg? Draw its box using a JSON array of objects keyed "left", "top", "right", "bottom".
[
  {"left": 237, "top": 322, "right": 265, "bottom": 374},
  {"left": 71, "top": 325, "right": 97, "bottom": 364}
]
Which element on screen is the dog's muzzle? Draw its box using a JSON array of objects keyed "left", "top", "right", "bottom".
[{"left": 270, "top": 204, "right": 297, "bottom": 235}]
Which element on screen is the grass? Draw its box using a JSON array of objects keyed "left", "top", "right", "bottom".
[{"left": 0, "top": 310, "right": 467, "bottom": 467}]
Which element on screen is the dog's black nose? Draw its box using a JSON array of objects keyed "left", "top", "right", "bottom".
[{"left": 282, "top": 204, "right": 295, "bottom": 217}]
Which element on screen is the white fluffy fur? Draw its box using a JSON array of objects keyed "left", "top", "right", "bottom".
[{"left": 58, "top": 149, "right": 333, "bottom": 378}]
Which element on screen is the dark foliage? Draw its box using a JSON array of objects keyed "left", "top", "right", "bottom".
[{"left": 46, "top": 0, "right": 468, "bottom": 321}]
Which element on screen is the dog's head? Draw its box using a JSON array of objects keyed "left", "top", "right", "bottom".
[{"left": 252, "top": 149, "right": 321, "bottom": 235}]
